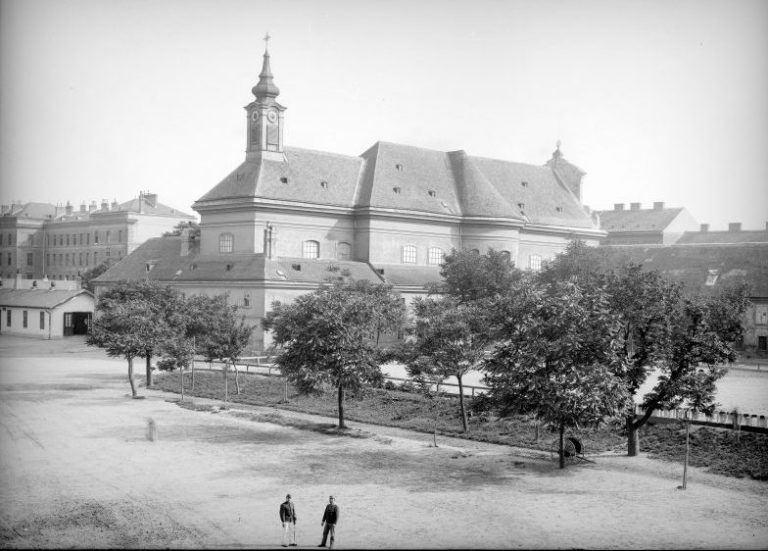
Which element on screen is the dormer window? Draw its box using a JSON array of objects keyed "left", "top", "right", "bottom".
[
  {"left": 280, "top": 177, "right": 288, "bottom": 184},
  {"left": 320, "top": 180, "right": 328, "bottom": 189},
  {"left": 518, "top": 203, "right": 525, "bottom": 210},
  {"left": 521, "top": 181, "right": 529, "bottom": 187},
  {"left": 427, "top": 190, "right": 436, "bottom": 197},
  {"left": 395, "top": 163, "right": 403, "bottom": 171},
  {"left": 225, "top": 264, "right": 232, "bottom": 271},
  {"left": 556, "top": 206, "right": 563, "bottom": 212},
  {"left": 393, "top": 186, "right": 401, "bottom": 194}
]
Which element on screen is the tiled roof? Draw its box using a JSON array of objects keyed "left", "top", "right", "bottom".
[
  {"left": 274, "top": 258, "right": 383, "bottom": 283},
  {"left": 1, "top": 202, "right": 58, "bottom": 220},
  {"left": 597, "top": 208, "right": 685, "bottom": 232},
  {"left": 598, "top": 243, "right": 768, "bottom": 297},
  {"left": 109, "top": 197, "right": 195, "bottom": 218},
  {"left": 197, "top": 141, "right": 596, "bottom": 230},
  {"left": 677, "top": 230, "right": 768, "bottom": 245},
  {"left": 373, "top": 264, "right": 444, "bottom": 287},
  {"left": 0, "top": 288, "right": 93, "bottom": 309},
  {"left": 471, "top": 156, "right": 593, "bottom": 228}
]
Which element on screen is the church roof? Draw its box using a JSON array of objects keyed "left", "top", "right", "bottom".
[
  {"left": 196, "top": 141, "right": 596, "bottom": 229},
  {"left": 677, "top": 229, "right": 768, "bottom": 245}
]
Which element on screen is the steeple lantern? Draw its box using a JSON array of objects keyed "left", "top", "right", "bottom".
[{"left": 245, "top": 33, "right": 286, "bottom": 160}]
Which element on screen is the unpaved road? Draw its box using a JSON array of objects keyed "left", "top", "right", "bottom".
[{"left": 1, "top": 335, "right": 767, "bottom": 549}]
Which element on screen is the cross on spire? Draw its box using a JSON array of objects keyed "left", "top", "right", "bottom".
[{"left": 264, "top": 32, "right": 271, "bottom": 52}]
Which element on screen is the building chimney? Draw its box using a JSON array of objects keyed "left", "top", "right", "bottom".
[
  {"left": 630, "top": 202, "right": 641, "bottom": 211},
  {"left": 101, "top": 199, "right": 109, "bottom": 212},
  {"left": 79, "top": 202, "right": 87, "bottom": 213},
  {"left": 144, "top": 192, "right": 158, "bottom": 208},
  {"left": 89, "top": 201, "right": 98, "bottom": 212},
  {"left": 700, "top": 223, "right": 709, "bottom": 233},
  {"left": 653, "top": 201, "right": 665, "bottom": 210},
  {"left": 65, "top": 201, "right": 73, "bottom": 216},
  {"left": 728, "top": 222, "right": 741, "bottom": 232},
  {"left": 111, "top": 199, "right": 119, "bottom": 211},
  {"left": 1, "top": 204, "right": 9, "bottom": 215},
  {"left": 613, "top": 203, "right": 625, "bottom": 211}
]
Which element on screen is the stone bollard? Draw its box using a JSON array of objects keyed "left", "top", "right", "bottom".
[{"left": 146, "top": 418, "right": 158, "bottom": 442}]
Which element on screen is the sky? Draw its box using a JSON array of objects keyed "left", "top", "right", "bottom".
[{"left": 1, "top": 0, "right": 767, "bottom": 230}]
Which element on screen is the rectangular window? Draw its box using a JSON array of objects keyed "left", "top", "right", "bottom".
[
  {"left": 118, "top": 230, "right": 123, "bottom": 243},
  {"left": 22, "top": 310, "right": 28, "bottom": 329},
  {"left": 94, "top": 232, "right": 99, "bottom": 244},
  {"left": 79, "top": 253, "right": 83, "bottom": 266},
  {"left": 86, "top": 252, "right": 90, "bottom": 266},
  {"left": 427, "top": 247, "right": 444, "bottom": 265},
  {"left": 529, "top": 254, "right": 542, "bottom": 272},
  {"left": 302, "top": 240, "right": 319, "bottom": 259},
  {"left": 6, "top": 310, "right": 11, "bottom": 327},
  {"left": 87, "top": 233, "right": 90, "bottom": 245},
  {"left": 106, "top": 230, "right": 111, "bottom": 244},
  {"left": 0, "top": 234, "right": 3, "bottom": 246},
  {"left": 40, "top": 311, "right": 45, "bottom": 330},
  {"left": 26, "top": 253, "right": 33, "bottom": 266},
  {"left": 79, "top": 233, "right": 83, "bottom": 245},
  {"left": 219, "top": 233, "right": 234, "bottom": 254},
  {"left": 756, "top": 306, "right": 768, "bottom": 326},
  {"left": 66, "top": 234, "right": 70, "bottom": 246},
  {"left": 6, "top": 253, "right": 11, "bottom": 266},
  {"left": 106, "top": 248, "right": 111, "bottom": 258},
  {"left": 402, "top": 245, "right": 417, "bottom": 264},
  {"left": 94, "top": 252, "right": 98, "bottom": 265}
]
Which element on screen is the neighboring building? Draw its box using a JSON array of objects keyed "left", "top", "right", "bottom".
[
  {"left": 0, "top": 288, "right": 94, "bottom": 339},
  {"left": 598, "top": 228, "right": 768, "bottom": 354},
  {"left": 0, "top": 193, "right": 195, "bottom": 281},
  {"left": 596, "top": 202, "right": 698, "bottom": 245},
  {"left": 95, "top": 43, "right": 605, "bottom": 351}
]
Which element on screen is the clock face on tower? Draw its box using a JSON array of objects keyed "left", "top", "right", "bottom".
[{"left": 267, "top": 110, "right": 278, "bottom": 123}]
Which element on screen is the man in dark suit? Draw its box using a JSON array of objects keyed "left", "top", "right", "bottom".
[
  {"left": 279, "top": 493, "right": 297, "bottom": 547},
  {"left": 319, "top": 495, "right": 339, "bottom": 549}
]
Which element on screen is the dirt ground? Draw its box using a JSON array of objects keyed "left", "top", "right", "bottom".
[{"left": 1, "top": 336, "right": 767, "bottom": 549}]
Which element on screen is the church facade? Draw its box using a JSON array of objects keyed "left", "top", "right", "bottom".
[{"left": 96, "top": 43, "right": 604, "bottom": 351}]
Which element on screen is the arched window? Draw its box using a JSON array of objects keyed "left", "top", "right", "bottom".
[
  {"left": 336, "top": 242, "right": 352, "bottom": 261},
  {"left": 219, "top": 233, "right": 234, "bottom": 254},
  {"left": 303, "top": 240, "right": 320, "bottom": 259},
  {"left": 427, "top": 247, "right": 445, "bottom": 265},
  {"left": 402, "top": 245, "right": 417, "bottom": 264}
]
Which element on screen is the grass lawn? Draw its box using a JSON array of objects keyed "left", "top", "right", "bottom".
[{"left": 154, "top": 368, "right": 768, "bottom": 481}]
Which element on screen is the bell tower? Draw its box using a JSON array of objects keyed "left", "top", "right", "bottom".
[{"left": 245, "top": 33, "right": 286, "bottom": 161}]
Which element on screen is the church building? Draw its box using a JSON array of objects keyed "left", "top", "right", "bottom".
[{"left": 96, "top": 41, "right": 605, "bottom": 351}]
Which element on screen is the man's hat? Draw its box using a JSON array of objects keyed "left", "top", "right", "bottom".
[{"left": 286, "top": 494, "right": 291, "bottom": 498}]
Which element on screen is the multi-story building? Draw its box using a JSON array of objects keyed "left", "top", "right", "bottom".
[
  {"left": 95, "top": 44, "right": 605, "bottom": 351},
  {"left": 0, "top": 193, "right": 195, "bottom": 281},
  {"left": 595, "top": 202, "right": 699, "bottom": 245}
]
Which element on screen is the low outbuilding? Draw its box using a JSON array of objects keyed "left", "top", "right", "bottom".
[{"left": 0, "top": 288, "right": 94, "bottom": 339}]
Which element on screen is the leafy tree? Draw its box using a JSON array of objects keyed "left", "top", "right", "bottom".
[
  {"left": 263, "top": 280, "right": 405, "bottom": 429},
  {"left": 88, "top": 281, "right": 185, "bottom": 387},
  {"left": 543, "top": 241, "right": 750, "bottom": 456},
  {"left": 483, "top": 279, "right": 631, "bottom": 468},
  {"left": 162, "top": 220, "right": 200, "bottom": 238},
  {"left": 403, "top": 296, "right": 491, "bottom": 432},
  {"left": 80, "top": 258, "right": 117, "bottom": 293},
  {"left": 87, "top": 293, "right": 158, "bottom": 397},
  {"left": 434, "top": 248, "right": 521, "bottom": 303}
]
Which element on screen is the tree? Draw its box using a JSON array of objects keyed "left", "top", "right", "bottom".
[
  {"left": 87, "top": 294, "right": 158, "bottom": 398},
  {"left": 162, "top": 220, "right": 200, "bottom": 238},
  {"left": 263, "top": 280, "right": 405, "bottom": 429},
  {"left": 544, "top": 241, "right": 750, "bottom": 456},
  {"left": 80, "top": 258, "right": 117, "bottom": 293},
  {"left": 483, "top": 279, "right": 631, "bottom": 468},
  {"left": 403, "top": 296, "right": 491, "bottom": 432},
  {"left": 88, "top": 281, "right": 185, "bottom": 388},
  {"left": 435, "top": 248, "right": 521, "bottom": 304}
]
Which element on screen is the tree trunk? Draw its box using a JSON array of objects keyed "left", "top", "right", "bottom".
[
  {"left": 559, "top": 421, "right": 566, "bottom": 469},
  {"left": 127, "top": 357, "right": 137, "bottom": 397},
  {"left": 682, "top": 414, "right": 690, "bottom": 489},
  {"left": 627, "top": 415, "right": 640, "bottom": 456},
  {"left": 180, "top": 364, "right": 184, "bottom": 402},
  {"left": 232, "top": 361, "right": 241, "bottom": 394},
  {"left": 145, "top": 354, "right": 153, "bottom": 387},
  {"left": 457, "top": 374, "right": 468, "bottom": 433},
  {"left": 337, "top": 383, "right": 346, "bottom": 429},
  {"left": 191, "top": 337, "right": 196, "bottom": 390},
  {"left": 223, "top": 364, "right": 228, "bottom": 404}
]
